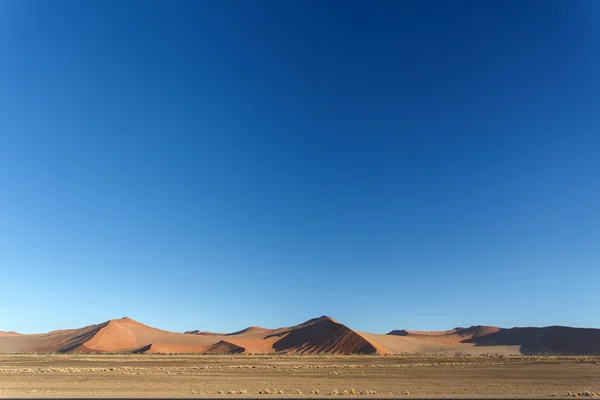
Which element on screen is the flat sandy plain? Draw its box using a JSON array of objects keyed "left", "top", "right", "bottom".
[{"left": 1, "top": 354, "right": 599, "bottom": 398}]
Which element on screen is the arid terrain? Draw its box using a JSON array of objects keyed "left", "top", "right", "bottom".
[
  {"left": 2, "top": 316, "right": 600, "bottom": 356},
  {"left": 1, "top": 317, "right": 600, "bottom": 398},
  {"left": 1, "top": 354, "right": 599, "bottom": 398}
]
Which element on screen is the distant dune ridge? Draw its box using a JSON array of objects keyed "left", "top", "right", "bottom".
[
  {"left": 387, "top": 325, "right": 502, "bottom": 343},
  {"left": 0, "top": 331, "right": 21, "bottom": 336},
  {"left": 1, "top": 316, "right": 599, "bottom": 355}
]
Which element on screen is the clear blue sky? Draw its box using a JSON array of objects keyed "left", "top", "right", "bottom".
[{"left": 1, "top": 0, "right": 599, "bottom": 335}]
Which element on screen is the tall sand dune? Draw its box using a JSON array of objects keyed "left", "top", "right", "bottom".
[
  {"left": 1, "top": 317, "right": 599, "bottom": 355},
  {"left": 265, "top": 316, "right": 388, "bottom": 355}
]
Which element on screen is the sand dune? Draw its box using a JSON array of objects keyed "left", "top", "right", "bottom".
[
  {"left": 132, "top": 342, "right": 208, "bottom": 354},
  {"left": 361, "top": 332, "right": 521, "bottom": 355},
  {"left": 204, "top": 340, "right": 246, "bottom": 354},
  {"left": 464, "top": 326, "right": 600, "bottom": 355},
  {"left": 184, "top": 331, "right": 223, "bottom": 336},
  {"left": 457, "top": 325, "right": 502, "bottom": 339},
  {"left": 226, "top": 326, "right": 273, "bottom": 336},
  {"left": 1, "top": 317, "right": 598, "bottom": 355},
  {"left": 264, "top": 316, "right": 388, "bottom": 355},
  {"left": 387, "top": 325, "right": 502, "bottom": 344}
]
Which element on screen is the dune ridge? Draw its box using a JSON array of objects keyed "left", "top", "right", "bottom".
[
  {"left": 265, "top": 316, "right": 388, "bottom": 355},
  {"left": 0, "top": 331, "right": 21, "bottom": 336},
  {"left": 204, "top": 340, "right": 246, "bottom": 354},
  {"left": 387, "top": 325, "right": 502, "bottom": 343},
  {"left": 464, "top": 326, "right": 600, "bottom": 355},
  {"left": 1, "top": 317, "right": 599, "bottom": 356}
]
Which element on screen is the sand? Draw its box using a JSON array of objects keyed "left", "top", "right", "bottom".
[
  {"left": 1, "top": 316, "right": 599, "bottom": 356},
  {"left": 0, "top": 354, "right": 599, "bottom": 398}
]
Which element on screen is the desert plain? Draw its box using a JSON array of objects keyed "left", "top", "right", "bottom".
[{"left": 1, "top": 353, "right": 600, "bottom": 398}]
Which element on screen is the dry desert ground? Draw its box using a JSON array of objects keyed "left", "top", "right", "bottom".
[{"left": 1, "top": 354, "right": 599, "bottom": 398}]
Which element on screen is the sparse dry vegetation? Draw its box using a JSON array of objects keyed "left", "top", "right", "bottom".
[{"left": 0, "top": 354, "right": 598, "bottom": 398}]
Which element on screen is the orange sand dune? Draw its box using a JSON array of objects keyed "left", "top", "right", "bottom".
[
  {"left": 455, "top": 326, "right": 502, "bottom": 339},
  {"left": 265, "top": 316, "right": 388, "bottom": 355},
  {"left": 133, "top": 342, "right": 208, "bottom": 354},
  {"left": 0, "top": 318, "right": 216, "bottom": 354},
  {"left": 75, "top": 317, "right": 222, "bottom": 353},
  {"left": 1, "top": 317, "right": 599, "bottom": 355},
  {"left": 224, "top": 337, "right": 281, "bottom": 354},
  {"left": 226, "top": 326, "right": 273, "bottom": 336},
  {"left": 387, "top": 325, "right": 502, "bottom": 344},
  {"left": 361, "top": 332, "right": 521, "bottom": 355},
  {"left": 0, "top": 321, "right": 108, "bottom": 353}
]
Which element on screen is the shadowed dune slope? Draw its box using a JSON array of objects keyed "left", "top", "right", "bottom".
[
  {"left": 185, "top": 331, "right": 223, "bottom": 336},
  {"left": 388, "top": 328, "right": 458, "bottom": 337},
  {"left": 2, "top": 317, "right": 600, "bottom": 355},
  {"left": 75, "top": 317, "right": 226, "bottom": 353},
  {"left": 0, "top": 317, "right": 284, "bottom": 354},
  {"left": 0, "top": 318, "right": 219, "bottom": 354},
  {"left": 0, "top": 321, "right": 110, "bottom": 353},
  {"left": 204, "top": 340, "right": 245, "bottom": 354},
  {"left": 183, "top": 330, "right": 202, "bottom": 335},
  {"left": 456, "top": 326, "right": 502, "bottom": 339},
  {"left": 265, "top": 316, "right": 388, "bottom": 355},
  {"left": 464, "top": 326, "right": 600, "bottom": 355}
]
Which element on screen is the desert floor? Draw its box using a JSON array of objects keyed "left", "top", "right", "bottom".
[{"left": 1, "top": 354, "right": 599, "bottom": 398}]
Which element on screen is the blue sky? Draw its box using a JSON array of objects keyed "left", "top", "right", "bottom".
[{"left": 1, "top": 0, "right": 599, "bottom": 334}]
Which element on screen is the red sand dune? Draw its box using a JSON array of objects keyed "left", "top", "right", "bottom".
[
  {"left": 226, "top": 326, "right": 272, "bottom": 336},
  {"left": 265, "top": 316, "right": 389, "bottom": 355},
  {"left": 1, "top": 317, "right": 598, "bottom": 355},
  {"left": 387, "top": 326, "right": 502, "bottom": 343},
  {"left": 132, "top": 342, "right": 208, "bottom": 354}
]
